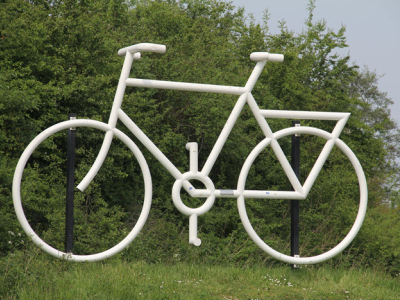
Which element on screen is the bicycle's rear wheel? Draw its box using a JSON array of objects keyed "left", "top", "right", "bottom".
[
  {"left": 13, "top": 119, "right": 152, "bottom": 262},
  {"left": 237, "top": 126, "right": 368, "bottom": 265}
]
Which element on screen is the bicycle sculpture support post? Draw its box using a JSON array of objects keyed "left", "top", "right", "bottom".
[
  {"left": 13, "top": 43, "right": 368, "bottom": 264},
  {"left": 65, "top": 113, "right": 76, "bottom": 254}
]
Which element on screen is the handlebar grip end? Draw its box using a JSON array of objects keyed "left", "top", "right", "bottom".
[
  {"left": 149, "top": 44, "right": 166, "bottom": 54},
  {"left": 133, "top": 52, "right": 141, "bottom": 60},
  {"left": 268, "top": 54, "right": 284, "bottom": 62}
]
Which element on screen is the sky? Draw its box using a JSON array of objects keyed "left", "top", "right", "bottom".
[{"left": 229, "top": 0, "right": 400, "bottom": 126}]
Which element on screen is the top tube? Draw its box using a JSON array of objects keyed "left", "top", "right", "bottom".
[{"left": 125, "top": 78, "right": 248, "bottom": 95}]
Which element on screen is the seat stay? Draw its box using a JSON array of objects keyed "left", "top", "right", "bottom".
[
  {"left": 270, "top": 139, "right": 305, "bottom": 195},
  {"left": 261, "top": 110, "right": 350, "bottom": 198},
  {"left": 302, "top": 139, "right": 336, "bottom": 195}
]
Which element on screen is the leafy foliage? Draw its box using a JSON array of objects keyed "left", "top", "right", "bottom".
[{"left": 1, "top": 0, "right": 399, "bottom": 273}]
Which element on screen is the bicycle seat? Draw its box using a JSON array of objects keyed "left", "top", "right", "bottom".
[{"left": 118, "top": 43, "right": 166, "bottom": 57}]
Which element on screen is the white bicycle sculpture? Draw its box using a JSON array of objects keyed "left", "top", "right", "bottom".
[{"left": 13, "top": 43, "right": 368, "bottom": 264}]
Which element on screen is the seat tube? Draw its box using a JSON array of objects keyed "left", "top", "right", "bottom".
[{"left": 108, "top": 51, "right": 135, "bottom": 128}]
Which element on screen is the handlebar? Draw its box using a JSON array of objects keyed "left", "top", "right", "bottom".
[
  {"left": 250, "top": 52, "right": 284, "bottom": 62},
  {"left": 118, "top": 44, "right": 283, "bottom": 64},
  {"left": 118, "top": 43, "right": 166, "bottom": 57}
]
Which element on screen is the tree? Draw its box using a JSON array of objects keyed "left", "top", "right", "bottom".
[
  {"left": 1, "top": 0, "right": 399, "bottom": 271},
  {"left": 0, "top": 0, "right": 131, "bottom": 255}
]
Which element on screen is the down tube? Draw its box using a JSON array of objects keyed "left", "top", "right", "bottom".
[
  {"left": 201, "top": 93, "right": 248, "bottom": 176},
  {"left": 118, "top": 109, "right": 183, "bottom": 180}
]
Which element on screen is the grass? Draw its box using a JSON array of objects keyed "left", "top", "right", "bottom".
[{"left": 1, "top": 251, "right": 400, "bottom": 299}]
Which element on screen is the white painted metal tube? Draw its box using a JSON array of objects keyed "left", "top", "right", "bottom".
[
  {"left": 246, "top": 93, "right": 274, "bottom": 138},
  {"left": 260, "top": 110, "right": 350, "bottom": 121},
  {"left": 172, "top": 172, "right": 215, "bottom": 216},
  {"left": 244, "top": 60, "right": 267, "bottom": 92},
  {"left": 274, "top": 127, "right": 335, "bottom": 197},
  {"left": 237, "top": 137, "right": 271, "bottom": 194},
  {"left": 201, "top": 93, "right": 248, "bottom": 176},
  {"left": 13, "top": 119, "right": 152, "bottom": 262},
  {"left": 270, "top": 139, "right": 304, "bottom": 194},
  {"left": 118, "top": 109, "right": 196, "bottom": 195},
  {"left": 242, "top": 190, "right": 305, "bottom": 199},
  {"left": 190, "top": 189, "right": 304, "bottom": 199},
  {"left": 189, "top": 214, "right": 201, "bottom": 246},
  {"left": 77, "top": 130, "right": 114, "bottom": 191},
  {"left": 236, "top": 132, "right": 368, "bottom": 265},
  {"left": 191, "top": 189, "right": 237, "bottom": 198},
  {"left": 302, "top": 139, "right": 335, "bottom": 195},
  {"left": 273, "top": 126, "right": 332, "bottom": 140},
  {"left": 125, "top": 78, "right": 247, "bottom": 95},
  {"left": 191, "top": 188, "right": 213, "bottom": 198},
  {"left": 118, "top": 109, "right": 182, "bottom": 180},
  {"left": 331, "top": 114, "right": 350, "bottom": 139},
  {"left": 118, "top": 43, "right": 166, "bottom": 57},
  {"left": 186, "top": 143, "right": 198, "bottom": 173},
  {"left": 108, "top": 51, "right": 135, "bottom": 129},
  {"left": 250, "top": 52, "right": 284, "bottom": 62},
  {"left": 270, "top": 126, "right": 337, "bottom": 197}
]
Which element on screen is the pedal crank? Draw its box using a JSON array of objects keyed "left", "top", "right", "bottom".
[{"left": 172, "top": 143, "right": 215, "bottom": 246}]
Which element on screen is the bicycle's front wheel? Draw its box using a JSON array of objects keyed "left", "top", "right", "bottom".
[
  {"left": 13, "top": 119, "right": 152, "bottom": 262},
  {"left": 237, "top": 126, "right": 368, "bottom": 265}
]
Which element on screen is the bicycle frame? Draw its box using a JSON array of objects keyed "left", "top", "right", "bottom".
[
  {"left": 76, "top": 43, "right": 351, "bottom": 201},
  {"left": 13, "top": 43, "right": 368, "bottom": 264},
  {"left": 74, "top": 43, "right": 363, "bottom": 246},
  {"left": 77, "top": 44, "right": 268, "bottom": 193}
]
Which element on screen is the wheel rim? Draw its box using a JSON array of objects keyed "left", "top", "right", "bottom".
[
  {"left": 13, "top": 119, "right": 152, "bottom": 262},
  {"left": 237, "top": 126, "right": 368, "bottom": 264}
]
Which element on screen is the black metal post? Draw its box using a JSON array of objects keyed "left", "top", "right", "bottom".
[
  {"left": 65, "top": 113, "right": 76, "bottom": 253},
  {"left": 291, "top": 120, "right": 300, "bottom": 268}
]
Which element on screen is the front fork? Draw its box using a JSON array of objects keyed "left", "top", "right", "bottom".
[{"left": 172, "top": 142, "right": 215, "bottom": 246}]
